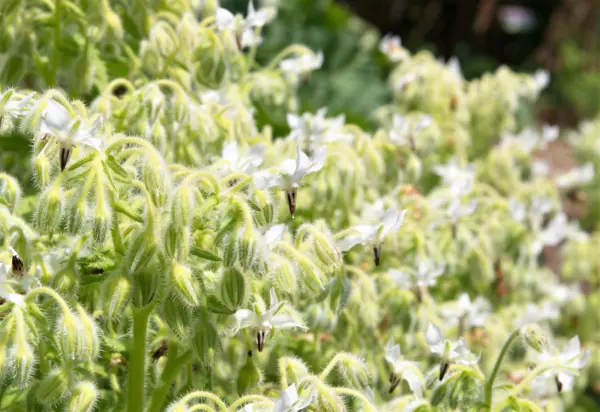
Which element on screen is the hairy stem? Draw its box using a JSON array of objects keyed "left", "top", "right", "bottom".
[
  {"left": 127, "top": 306, "right": 152, "bottom": 412},
  {"left": 484, "top": 328, "right": 521, "bottom": 407}
]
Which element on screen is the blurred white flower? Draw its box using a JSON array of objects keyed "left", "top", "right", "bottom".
[
  {"left": 287, "top": 108, "right": 352, "bottom": 146},
  {"left": 216, "top": 2, "right": 275, "bottom": 48},
  {"left": 531, "top": 160, "right": 550, "bottom": 178},
  {"left": 274, "top": 384, "right": 314, "bottom": 412},
  {"left": 536, "top": 336, "right": 590, "bottom": 393},
  {"left": 231, "top": 288, "right": 306, "bottom": 352},
  {"left": 533, "top": 70, "right": 550, "bottom": 91},
  {"left": 439, "top": 293, "right": 490, "bottom": 329},
  {"left": 555, "top": 163, "right": 594, "bottom": 189},
  {"left": 40, "top": 100, "right": 103, "bottom": 170},
  {"left": 280, "top": 51, "right": 324, "bottom": 75},
  {"left": 426, "top": 323, "right": 478, "bottom": 380},
  {"left": 337, "top": 208, "right": 407, "bottom": 266},
  {"left": 389, "top": 259, "right": 445, "bottom": 291},
  {"left": 0, "top": 90, "right": 33, "bottom": 128},
  {"left": 219, "top": 141, "right": 265, "bottom": 176},
  {"left": 540, "top": 125, "right": 559, "bottom": 148},
  {"left": 498, "top": 6, "right": 537, "bottom": 34},
  {"left": 389, "top": 114, "right": 432, "bottom": 149},
  {"left": 433, "top": 158, "right": 475, "bottom": 197},
  {"left": 379, "top": 35, "right": 408, "bottom": 62},
  {"left": 516, "top": 301, "right": 560, "bottom": 327},
  {"left": 447, "top": 56, "right": 463, "bottom": 80},
  {"left": 253, "top": 142, "right": 326, "bottom": 216},
  {"left": 531, "top": 212, "right": 588, "bottom": 257},
  {"left": 539, "top": 281, "right": 580, "bottom": 305},
  {"left": 385, "top": 339, "right": 425, "bottom": 397}
]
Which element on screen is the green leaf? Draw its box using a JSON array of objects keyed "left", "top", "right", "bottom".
[
  {"left": 191, "top": 247, "right": 222, "bottom": 262},
  {"left": 206, "top": 295, "right": 235, "bottom": 315}
]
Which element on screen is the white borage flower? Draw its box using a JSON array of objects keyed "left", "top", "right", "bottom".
[
  {"left": 533, "top": 69, "right": 550, "bottom": 92},
  {"left": 385, "top": 339, "right": 425, "bottom": 396},
  {"left": 531, "top": 160, "right": 550, "bottom": 178},
  {"left": 426, "top": 323, "right": 479, "bottom": 381},
  {"left": 508, "top": 198, "right": 527, "bottom": 223},
  {"left": 379, "top": 34, "right": 408, "bottom": 63},
  {"left": 253, "top": 142, "right": 326, "bottom": 216},
  {"left": 218, "top": 141, "right": 265, "bottom": 176},
  {"left": 230, "top": 288, "right": 306, "bottom": 352},
  {"left": 540, "top": 125, "right": 559, "bottom": 148},
  {"left": 515, "top": 301, "right": 560, "bottom": 328},
  {"left": 0, "top": 90, "right": 33, "bottom": 129},
  {"left": 539, "top": 280, "right": 580, "bottom": 305},
  {"left": 279, "top": 51, "right": 324, "bottom": 76},
  {"left": 273, "top": 383, "right": 314, "bottom": 412},
  {"left": 535, "top": 336, "right": 591, "bottom": 393},
  {"left": 287, "top": 108, "right": 352, "bottom": 146},
  {"left": 40, "top": 99, "right": 103, "bottom": 170},
  {"left": 439, "top": 293, "right": 490, "bottom": 329},
  {"left": 0, "top": 262, "right": 26, "bottom": 306},
  {"left": 433, "top": 158, "right": 476, "bottom": 197},
  {"left": 445, "top": 197, "right": 477, "bottom": 224},
  {"left": 531, "top": 212, "right": 588, "bottom": 257},
  {"left": 393, "top": 72, "right": 418, "bottom": 92},
  {"left": 216, "top": 2, "right": 275, "bottom": 49},
  {"left": 337, "top": 208, "right": 408, "bottom": 266},
  {"left": 389, "top": 258, "right": 445, "bottom": 295},
  {"left": 389, "top": 114, "right": 432, "bottom": 150},
  {"left": 555, "top": 162, "right": 594, "bottom": 190},
  {"left": 447, "top": 56, "right": 463, "bottom": 81}
]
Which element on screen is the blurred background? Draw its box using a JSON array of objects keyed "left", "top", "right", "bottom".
[{"left": 223, "top": 0, "right": 600, "bottom": 131}]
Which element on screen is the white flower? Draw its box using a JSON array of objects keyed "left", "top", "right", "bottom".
[
  {"left": 536, "top": 336, "right": 590, "bottom": 392},
  {"left": 539, "top": 281, "right": 580, "bottom": 305},
  {"left": 231, "top": 288, "right": 306, "bottom": 352},
  {"left": 508, "top": 198, "right": 527, "bottom": 223},
  {"left": 280, "top": 51, "right": 324, "bottom": 75},
  {"left": 433, "top": 158, "right": 475, "bottom": 197},
  {"left": 253, "top": 142, "right": 326, "bottom": 216},
  {"left": 426, "top": 323, "right": 478, "bottom": 380},
  {"left": 447, "top": 56, "right": 463, "bottom": 80},
  {"left": 287, "top": 108, "right": 352, "bottom": 146},
  {"left": 338, "top": 208, "right": 407, "bottom": 266},
  {"left": 556, "top": 163, "right": 594, "bottom": 189},
  {"left": 219, "top": 141, "right": 265, "bottom": 175},
  {"left": 445, "top": 198, "right": 477, "bottom": 224},
  {"left": 216, "top": 2, "right": 275, "bottom": 48},
  {"left": 0, "top": 90, "right": 33, "bottom": 128},
  {"left": 532, "top": 160, "right": 550, "bottom": 178},
  {"left": 385, "top": 339, "right": 425, "bottom": 397},
  {"left": 515, "top": 302, "right": 560, "bottom": 327},
  {"left": 389, "top": 259, "right": 445, "bottom": 291},
  {"left": 393, "top": 73, "right": 417, "bottom": 91},
  {"left": 541, "top": 125, "right": 559, "bottom": 148},
  {"left": 0, "top": 263, "right": 25, "bottom": 306},
  {"left": 273, "top": 384, "right": 314, "bottom": 412},
  {"left": 439, "top": 293, "right": 490, "bottom": 329},
  {"left": 531, "top": 212, "right": 588, "bottom": 257},
  {"left": 533, "top": 70, "right": 550, "bottom": 91},
  {"left": 379, "top": 35, "right": 408, "bottom": 62},
  {"left": 40, "top": 100, "right": 103, "bottom": 170},
  {"left": 389, "top": 114, "right": 432, "bottom": 149}
]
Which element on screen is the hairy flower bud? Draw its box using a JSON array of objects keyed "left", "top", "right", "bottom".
[
  {"left": 124, "top": 229, "right": 157, "bottom": 276},
  {"left": 171, "top": 184, "right": 195, "bottom": 230},
  {"left": 220, "top": 267, "right": 248, "bottom": 310},
  {"left": 57, "top": 311, "right": 83, "bottom": 360},
  {"left": 236, "top": 229, "right": 259, "bottom": 270},
  {"left": 132, "top": 268, "right": 162, "bottom": 308},
  {"left": 104, "top": 275, "right": 131, "bottom": 319},
  {"left": 35, "top": 184, "right": 64, "bottom": 233},
  {"left": 272, "top": 257, "right": 297, "bottom": 293},
  {"left": 67, "top": 198, "right": 88, "bottom": 234},
  {"left": 12, "top": 341, "right": 35, "bottom": 386},
  {"left": 0, "top": 174, "right": 21, "bottom": 212},
  {"left": 165, "top": 224, "right": 190, "bottom": 261},
  {"left": 237, "top": 351, "right": 261, "bottom": 395},
  {"left": 192, "top": 311, "right": 220, "bottom": 365},
  {"left": 92, "top": 192, "right": 112, "bottom": 243},
  {"left": 33, "top": 154, "right": 51, "bottom": 187},
  {"left": 36, "top": 368, "right": 70, "bottom": 404},
  {"left": 68, "top": 381, "right": 98, "bottom": 412},
  {"left": 143, "top": 152, "right": 171, "bottom": 207},
  {"left": 162, "top": 294, "right": 192, "bottom": 338},
  {"left": 171, "top": 262, "right": 200, "bottom": 306},
  {"left": 312, "top": 232, "right": 341, "bottom": 269},
  {"left": 522, "top": 324, "right": 549, "bottom": 353},
  {"left": 76, "top": 305, "right": 100, "bottom": 359}
]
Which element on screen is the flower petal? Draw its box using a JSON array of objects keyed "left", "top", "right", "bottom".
[{"left": 426, "top": 323, "right": 443, "bottom": 346}]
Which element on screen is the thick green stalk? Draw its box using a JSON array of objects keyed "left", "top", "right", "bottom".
[
  {"left": 127, "top": 306, "right": 152, "bottom": 412},
  {"left": 147, "top": 342, "right": 192, "bottom": 412},
  {"left": 484, "top": 328, "right": 521, "bottom": 408}
]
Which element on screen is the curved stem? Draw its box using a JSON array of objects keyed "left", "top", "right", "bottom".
[
  {"left": 319, "top": 353, "right": 343, "bottom": 381},
  {"left": 334, "top": 387, "right": 377, "bottom": 412},
  {"left": 227, "top": 395, "right": 274, "bottom": 412},
  {"left": 266, "top": 44, "right": 314, "bottom": 70},
  {"left": 278, "top": 358, "right": 289, "bottom": 389},
  {"left": 25, "top": 287, "right": 70, "bottom": 314},
  {"left": 484, "top": 328, "right": 521, "bottom": 407},
  {"left": 178, "top": 391, "right": 228, "bottom": 412}
]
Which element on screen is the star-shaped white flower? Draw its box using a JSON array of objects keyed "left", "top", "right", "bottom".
[
  {"left": 273, "top": 384, "right": 314, "bottom": 412},
  {"left": 536, "top": 336, "right": 590, "bottom": 392},
  {"left": 385, "top": 339, "right": 425, "bottom": 397},
  {"left": 439, "top": 293, "right": 490, "bottom": 329},
  {"left": 389, "top": 114, "right": 432, "bottom": 150},
  {"left": 338, "top": 208, "right": 407, "bottom": 266},
  {"left": 219, "top": 141, "right": 265, "bottom": 176},
  {"left": 426, "top": 323, "right": 478, "bottom": 380},
  {"left": 389, "top": 259, "right": 445, "bottom": 291},
  {"left": 556, "top": 163, "right": 594, "bottom": 190},
  {"left": 379, "top": 34, "right": 408, "bottom": 62},
  {"left": 231, "top": 288, "right": 306, "bottom": 352},
  {"left": 253, "top": 142, "right": 326, "bottom": 216},
  {"left": 216, "top": 2, "right": 275, "bottom": 49},
  {"left": 0, "top": 263, "right": 25, "bottom": 306},
  {"left": 0, "top": 90, "right": 33, "bottom": 129},
  {"left": 280, "top": 51, "right": 324, "bottom": 76},
  {"left": 287, "top": 108, "right": 351, "bottom": 146},
  {"left": 40, "top": 100, "right": 103, "bottom": 170},
  {"left": 433, "top": 159, "right": 476, "bottom": 197}
]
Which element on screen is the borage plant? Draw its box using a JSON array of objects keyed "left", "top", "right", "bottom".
[{"left": 0, "top": 0, "right": 597, "bottom": 411}]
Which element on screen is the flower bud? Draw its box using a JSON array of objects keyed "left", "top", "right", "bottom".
[
  {"left": 0, "top": 174, "right": 21, "bottom": 212},
  {"left": 68, "top": 381, "right": 98, "bottom": 412},
  {"left": 143, "top": 152, "right": 171, "bottom": 207},
  {"left": 297, "top": 255, "right": 325, "bottom": 292},
  {"left": 67, "top": 198, "right": 88, "bottom": 234},
  {"left": 522, "top": 324, "right": 549, "bottom": 353},
  {"left": 123, "top": 229, "right": 157, "bottom": 276},
  {"left": 222, "top": 235, "right": 237, "bottom": 268},
  {"left": 12, "top": 341, "right": 35, "bottom": 386},
  {"left": 35, "top": 184, "right": 64, "bottom": 233},
  {"left": 36, "top": 368, "right": 70, "bottom": 404},
  {"left": 132, "top": 268, "right": 161, "bottom": 308},
  {"left": 312, "top": 232, "right": 341, "bottom": 269},
  {"left": 236, "top": 229, "right": 259, "bottom": 270},
  {"left": 104, "top": 275, "right": 131, "bottom": 319},
  {"left": 192, "top": 311, "right": 220, "bottom": 365},
  {"left": 33, "top": 154, "right": 51, "bottom": 187},
  {"left": 76, "top": 305, "right": 100, "bottom": 359},
  {"left": 163, "top": 298, "right": 191, "bottom": 341},
  {"left": 57, "top": 311, "right": 83, "bottom": 360},
  {"left": 193, "top": 35, "right": 226, "bottom": 88},
  {"left": 171, "top": 262, "right": 200, "bottom": 306},
  {"left": 171, "top": 184, "right": 195, "bottom": 230},
  {"left": 272, "top": 257, "right": 297, "bottom": 293},
  {"left": 93, "top": 194, "right": 112, "bottom": 244},
  {"left": 220, "top": 268, "right": 248, "bottom": 310},
  {"left": 165, "top": 224, "right": 190, "bottom": 261},
  {"left": 237, "top": 351, "right": 262, "bottom": 395}
]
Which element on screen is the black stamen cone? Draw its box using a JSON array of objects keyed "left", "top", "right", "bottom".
[
  {"left": 151, "top": 340, "right": 168, "bottom": 362},
  {"left": 286, "top": 189, "right": 297, "bottom": 216},
  {"left": 439, "top": 362, "right": 450, "bottom": 381},
  {"left": 257, "top": 331, "right": 265, "bottom": 352},
  {"left": 373, "top": 246, "right": 381, "bottom": 266},
  {"left": 60, "top": 147, "right": 72, "bottom": 171},
  {"left": 555, "top": 375, "right": 563, "bottom": 393},
  {"left": 11, "top": 254, "right": 25, "bottom": 276}
]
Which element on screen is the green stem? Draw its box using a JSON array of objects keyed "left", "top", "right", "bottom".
[
  {"left": 127, "top": 306, "right": 152, "bottom": 412},
  {"left": 49, "top": 0, "right": 62, "bottom": 86},
  {"left": 227, "top": 395, "right": 274, "bottom": 412},
  {"left": 484, "top": 328, "right": 521, "bottom": 407},
  {"left": 334, "top": 387, "right": 377, "bottom": 412},
  {"left": 147, "top": 342, "right": 193, "bottom": 412}
]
